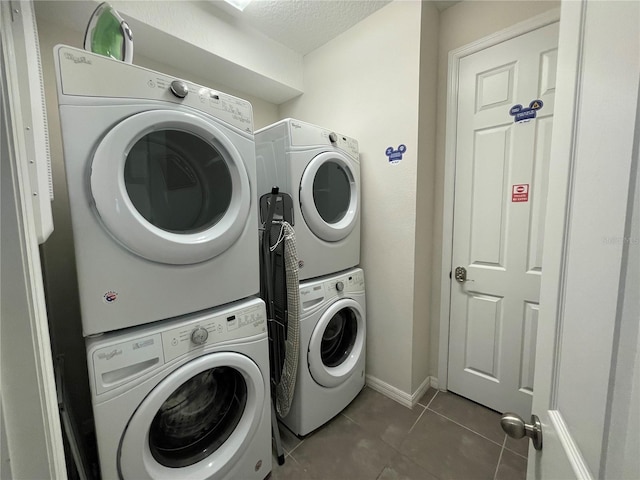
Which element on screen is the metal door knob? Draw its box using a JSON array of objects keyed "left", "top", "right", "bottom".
[
  {"left": 454, "top": 266, "right": 474, "bottom": 283},
  {"left": 500, "top": 412, "right": 543, "bottom": 450}
]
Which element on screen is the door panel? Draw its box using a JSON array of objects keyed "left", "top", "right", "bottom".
[
  {"left": 470, "top": 126, "right": 511, "bottom": 267},
  {"left": 448, "top": 22, "right": 559, "bottom": 418},
  {"left": 464, "top": 294, "right": 503, "bottom": 380},
  {"left": 519, "top": 302, "right": 538, "bottom": 394},
  {"left": 527, "top": 116, "right": 553, "bottom": 272},
  {"left": 476, "top": 62, "right": 516, "bottom": 111}
]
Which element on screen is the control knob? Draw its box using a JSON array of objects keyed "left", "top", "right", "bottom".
[
  {"left": 336, "top": 281, "right": 344, "bottom": 292},
  {"left": 190, "top": 327, "right": 209, "bottom": 345},
  {"left": 170, "top": 80, "right": 189, "bottom": 98},
  {"left": 329, "top": 132, "right": 338, "bottom": 143}
]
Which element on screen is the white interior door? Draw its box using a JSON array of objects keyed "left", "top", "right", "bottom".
[
  {"left": 527, "top": 0, "right": 639, "bottom": 477},
  {"left": 448, "top": 21, "right": 559, "bottom": 418}
]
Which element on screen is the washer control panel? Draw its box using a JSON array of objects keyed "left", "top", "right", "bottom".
[
  {"left": 299, "top": 268, "right": 365, "bottom": 312},
  {"left": 325, "top": 269, "right": 365, "bottom": 296},
  {"left": 88, "top": 298, "right": 266, "bottom": 396},
  {"left": 190, "top": 327, "right": 209, "bottom": 345},
  {"left": 161, "top": 302, "right": 266, "bottom": 362}
]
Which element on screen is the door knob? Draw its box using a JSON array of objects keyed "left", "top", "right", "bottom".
[
  {"left": 454, "top": 266, "right": 473, "bottom": 283},
  {"left": 500, "top": 413, "right": 543, "bottom": 450}
]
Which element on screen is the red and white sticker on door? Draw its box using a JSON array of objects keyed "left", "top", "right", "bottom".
[{"left": 512, "top": 184, "right": 529, "bottom": 202}]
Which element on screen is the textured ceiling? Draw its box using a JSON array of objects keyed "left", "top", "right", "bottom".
[
  {"left": 210, "top": 0, "right": 459, "bottom": 56},
  {"left": 215, "top": 0, "right": 391, "bottom": 55}
]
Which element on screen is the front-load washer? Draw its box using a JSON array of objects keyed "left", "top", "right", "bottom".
[
  {"left": 54, "top": 45, "right": 259, "bottom": 336},
  {"left": 279, "top": 268, "right": 366, "bottom": 436},
  {"left": 255, "top": 119, "right": 360, "bottom": 281},
  {"left": 86, "top": 296, "right": 271, "bottom": 480}
]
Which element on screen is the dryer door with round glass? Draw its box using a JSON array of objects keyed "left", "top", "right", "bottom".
[
  {"left": 307, "top": 298, "right": 365, "bottom": 388},
  {"left": 91, "top": 109, "right": 251, "bottom": 265},
  {"left": 119, "top": 352, "right": 264, "bottom": 479},
  {"left": 299, "top": 151, "right": 359, "bottom": 242}
]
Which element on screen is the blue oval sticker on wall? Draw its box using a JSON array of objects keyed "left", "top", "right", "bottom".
[{"left": 386, "top": 144, "right": 406, "bottom": 164}]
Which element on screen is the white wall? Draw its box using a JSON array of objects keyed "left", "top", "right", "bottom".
[
  {"left": 280, "top": 0, "right": 438, "bottom": 396},
  {"left": 412, "top": 2, "right": 439, "bottom": 393},
  {"left": 430, "top": 0, "right": 560, "bottom": 379}
]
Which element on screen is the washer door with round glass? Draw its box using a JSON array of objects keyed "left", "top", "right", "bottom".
[
  {"left": 119, "top": 352, "right": 264, "bottom": 480},
  {"left": 299, "top": 152, "right": 359, "bottom": 242},
  {"left": 91, "top": 109, "right": 251, "bottom": 265},
  {"left": 308, "top": 299, "right": 365, "bottom": 388}
]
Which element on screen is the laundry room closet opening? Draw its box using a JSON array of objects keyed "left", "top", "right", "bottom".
[{"left": 34, "top": 11, "right": 283, "bottom": 460}]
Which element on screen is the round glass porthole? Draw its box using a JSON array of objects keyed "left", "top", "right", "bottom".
[
  {"left": 320, "top": 308, "right": 358, "bottom": 368},
  {"left": 312, "top": 161, "right": 351, "bottom": 225},
  {"left": 90, "top": 110, "right": 251, "bottom": 264},
  {"left": 124, "top": 130, "right": 232, "bottom": 234},
  {"left": 299, "top": 152, "right": 359, "bottom": 243},
  {"left": 148, "top": 367, "right": 247, "bottom": 468}
]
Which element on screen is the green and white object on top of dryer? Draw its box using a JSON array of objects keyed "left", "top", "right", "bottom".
[{"left": 84, "top": 2, "right": 133, "bottom": 63}]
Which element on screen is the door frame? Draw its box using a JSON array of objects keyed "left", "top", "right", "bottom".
[{"left": 438, "top": 8, "right": 561, "bottom": 391}]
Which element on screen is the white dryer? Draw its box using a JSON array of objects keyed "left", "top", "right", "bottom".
[
  {"left": 279, "top": 268, "right": 366, "bottom": 436},
  {"left": 255, "top": 119, "right": 360, "bottom": 281},
  {"left": 86, "top": 297, "right": 271, "bottom": 480},
  {"left": 54, "top": 45, "right": 259, "bottom": 335}
]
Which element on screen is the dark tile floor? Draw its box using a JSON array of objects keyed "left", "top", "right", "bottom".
[{"left": 269, "top": 387, "right": 528, "bottom": 480}]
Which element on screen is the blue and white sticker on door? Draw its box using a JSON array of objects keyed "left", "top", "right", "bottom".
[
  {"left": 509, "top": 99, "right": 543, "bottom": 123},
  {"left": 386, "top": 144, "right": 406, "bottom": 165}
]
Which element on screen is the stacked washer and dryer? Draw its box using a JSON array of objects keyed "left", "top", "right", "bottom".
[
  {"left": 55, "top": 46, "right": 271, "bottom": 479},
  {"left": 256, "top": 119, "right": 367, "bottom": 436}
]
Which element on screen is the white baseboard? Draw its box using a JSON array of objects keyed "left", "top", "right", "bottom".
[
  {"left": 430, "top": 376, "right": 439, "bottom": 391},
  {"left": 412, "top": 376, "right": 432, "bottom": 405},
  {"left": 365, "top": 375, "right": 438, "bottom": 408}
]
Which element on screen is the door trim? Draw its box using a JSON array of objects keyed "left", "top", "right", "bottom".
[{"left": 438, "top": 8, "right": 561, "bottom": 391}]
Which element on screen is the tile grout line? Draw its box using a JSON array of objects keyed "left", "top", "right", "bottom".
[
  {"left": 493, "top": 435, "right": 508, "bottom": 480},
  {"left": 416, "top": 389, "right": 439, "bottom": 409},
  {"left": 408, "top": 390, "right": 438, "bottom": 433},
  {"left": 503, "top": 444, "right": 529, "bottom": 460},
  {"left": 285, "top": 437, "right": 305, "bottom": 457},
  {"left": 425, "top": 392, "right": 528, "bottom": 460},
  {"left": 426, "top": 408, "right": 505, "bottom": 448},
  {"left": 424, "top": 390, "right": 439, "bottom": 410},
  {"left": 341, "top": 412, "right": 356, "bottom": 424}
]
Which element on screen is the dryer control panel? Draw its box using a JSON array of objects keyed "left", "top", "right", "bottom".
[
  {"left": 288, "top": 119, "right": 359, "bottom": 160},
  {"left": 55, "top": 45, "right": 254, "bottom": 133}
]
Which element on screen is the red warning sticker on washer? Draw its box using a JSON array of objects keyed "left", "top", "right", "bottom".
[
  {"left": 512, "top": 184, "right": 529, "bottom": 202},
  {"left": 103, "top": 291, "right": 118, "bottom": 304}
]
